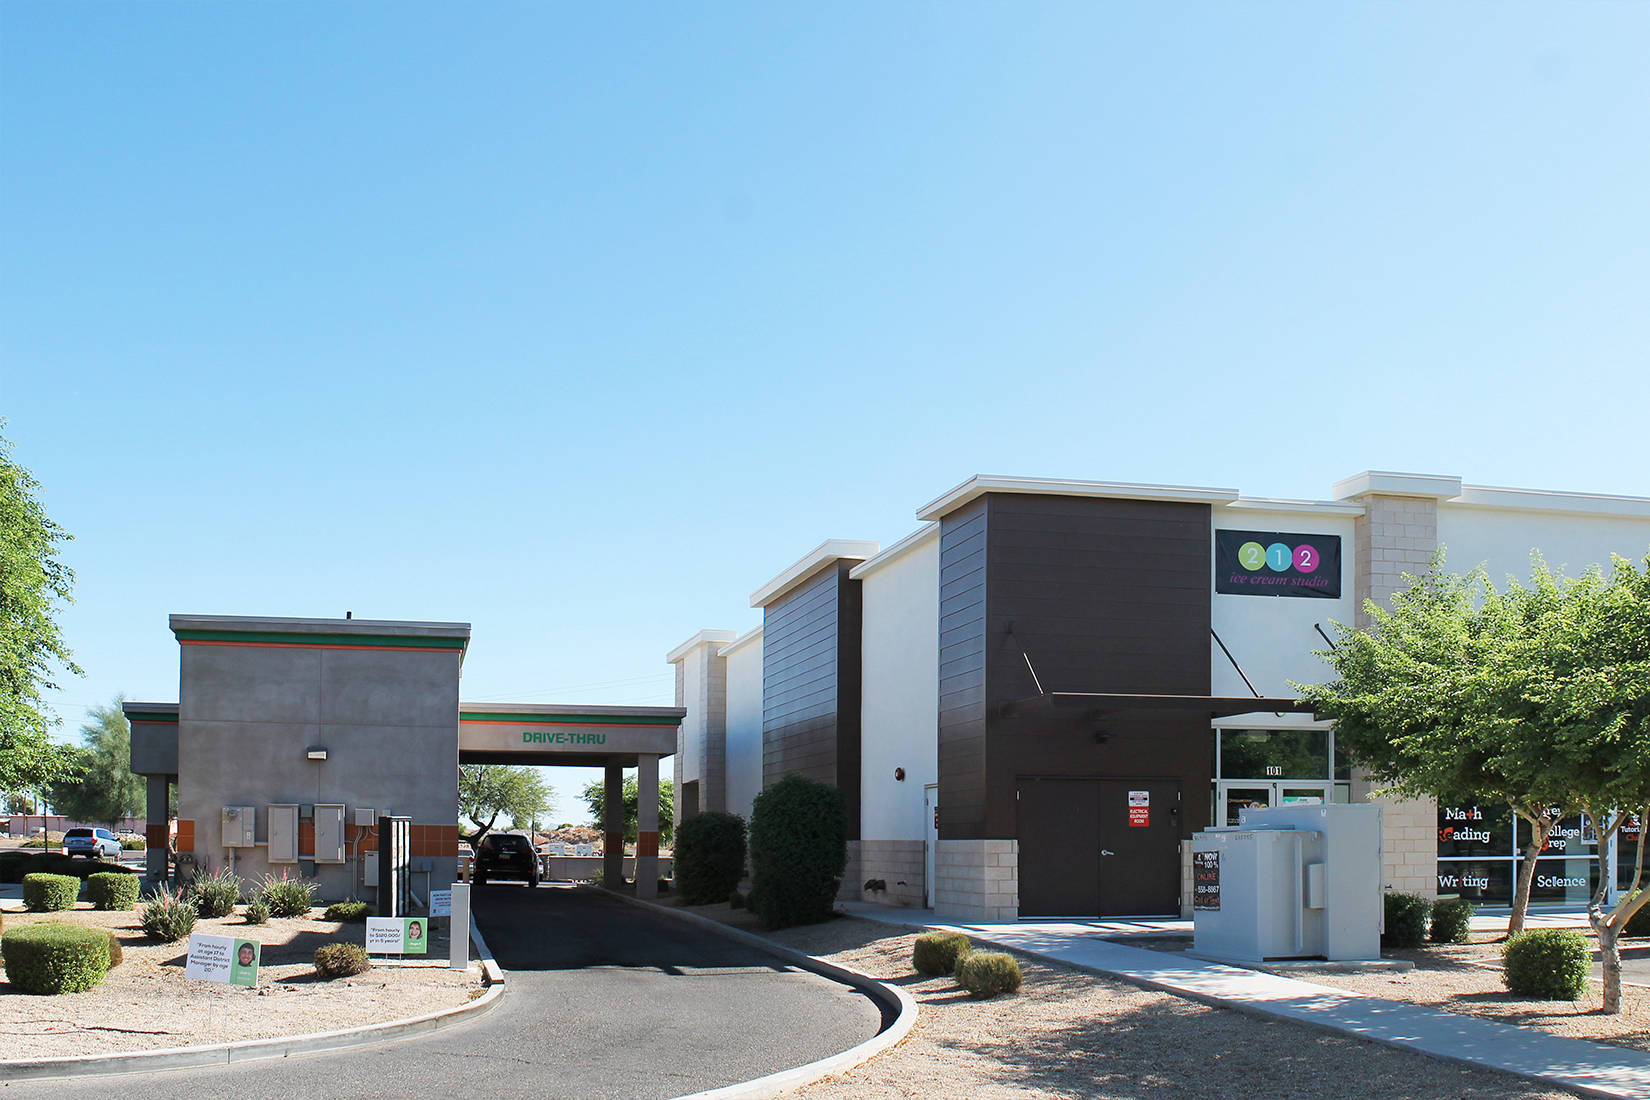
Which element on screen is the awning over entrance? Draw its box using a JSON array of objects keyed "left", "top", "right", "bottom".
[{"left": 458, "top": 704, "right": 684, "bottom": 767}]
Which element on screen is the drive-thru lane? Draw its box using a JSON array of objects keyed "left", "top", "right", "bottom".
[{"left": 1, "top": 885, "right": 885, "bottom": 1100}]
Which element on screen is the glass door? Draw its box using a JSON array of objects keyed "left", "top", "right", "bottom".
[{"left": 1214, "top": 781, "right": 1335, "bottom": 826}]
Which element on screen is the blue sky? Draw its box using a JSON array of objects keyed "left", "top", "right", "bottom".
[{"left": 4, "top": 2, "right": 1648, "bottom": 818}]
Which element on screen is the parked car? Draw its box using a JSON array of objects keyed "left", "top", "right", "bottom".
[
  {"left": 458, "top": 842, "right": 475, "bottom": 880},
  {"left": 63, "top": 827, "right": 122, "bottom": 859},
  {"left": 474, "top": 833, "right": 539, "bottom": 887}
]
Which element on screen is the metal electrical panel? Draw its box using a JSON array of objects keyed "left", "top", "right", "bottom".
[
  {"left": 354, "top": 807, "right": 376, "bottom": 827},
  {"left": 222, "top": 806, "right": 256, "bottom": 848},
  {"left": 314, "top": 804, "right": 346, "bottom": 863},
  {"left": 268, "top": 804, "right": 299, "bottom": 863}
]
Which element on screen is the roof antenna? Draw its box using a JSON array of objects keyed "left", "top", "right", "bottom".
[{"left": 345, "top": 611, "right": 353, "bottom": 620}]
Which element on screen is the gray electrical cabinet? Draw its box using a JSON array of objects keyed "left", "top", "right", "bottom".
[{"left": 1192, "top": 803, "right": 1382, "bottom": 962}]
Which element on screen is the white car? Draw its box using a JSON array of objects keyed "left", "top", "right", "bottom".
[{"left": 63, "top": 827, "right": 122, "bottom": 859}]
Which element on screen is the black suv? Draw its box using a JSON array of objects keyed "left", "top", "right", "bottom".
[{"left": 474, "top": 833, "right": 540, "bottom": 887}]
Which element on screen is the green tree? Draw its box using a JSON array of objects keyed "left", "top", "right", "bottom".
[
  {"left": 47, "top": 698, "right": 145, "bottom": 828},
  {"left": 458, "top": 764, "right": 553, "bottom": 846},
  {"left": 580, "top": 775, "right": 674, "bottom": 846},
  {"left": 0, "top": 421, "right": 83, "bottom": 795},
  {"left": 1299, "top": 556, "right": 1577, "bottom": 935}
]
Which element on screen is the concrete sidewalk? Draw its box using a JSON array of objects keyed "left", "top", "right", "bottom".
[{"left": 843, "top": 902, "right": 1650, "bottom": 1100}]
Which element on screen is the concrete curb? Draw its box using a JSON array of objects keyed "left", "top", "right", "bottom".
[
  {"left": 598, "top": 889, "right": 918, "bottom": 1100},
  {"left": 0, "top": 916, "right": 504, "bottom": 1083}
]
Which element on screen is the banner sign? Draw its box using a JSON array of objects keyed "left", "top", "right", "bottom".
[
  {"left": 185, "top": 934, "right": 260, "bottom": 986},
  {"left": 430, "top": 890, "right": 452, "bottom": 918},
  {"left": 1193, "top": 851, "right": 1221, "bottom": 911},
  {"left": 365, "top": 916, "right": 429, "bottom": 955},
  {"left": 1215, "top": 530, "right": 1342, "bottom": 599}
]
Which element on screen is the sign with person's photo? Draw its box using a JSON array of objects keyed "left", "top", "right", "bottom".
[
  {"left": 185, "top": 933, "right": 260, "bottom": 986},
  {"left": 365, "top": 916, "right": 429, "bottom": 955}
]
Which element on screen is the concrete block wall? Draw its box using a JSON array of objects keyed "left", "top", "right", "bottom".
[
  {"left": 934, "top": 839, "right": 1018, "bottom": 922},
  {"left": 1179, "top": 839, "right": 1194, "bottom": 919},
  {"left": 1375, "top": 789, "right": 1438, "bottom": 898},
  {"left": 855, "top": 839, "right": 925, "bottom": 908},
  {"left": 1353, "top": 495, "right": 1440, "bottom": 628}
]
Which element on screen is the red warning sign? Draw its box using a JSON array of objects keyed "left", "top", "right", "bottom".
[{"left": 1128, "top": 789, "right": 1149, "bottom": 828}]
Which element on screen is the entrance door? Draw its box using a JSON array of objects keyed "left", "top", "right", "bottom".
[
  {"left": 1017, "top": 779, "right": 1102, "bottom": 916},
  {"left": 1216, "top": 781, "right": 1335, "bottom": 825},
  {"left": 1097, "top": 780, "right": 1182, "bottom": 917},
  {"left": 923, "top": 784, "right": 939, "bottom": 909},
  {"left": 1017, "top": 778, "right": 1183, "bottom": 917}
]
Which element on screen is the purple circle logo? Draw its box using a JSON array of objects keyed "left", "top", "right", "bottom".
[{"left": 1294, "top": 544, "right": 1320, "bottom": 574}]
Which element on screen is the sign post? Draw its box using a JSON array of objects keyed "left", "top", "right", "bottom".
[{"left": 448, "top": 882, "right": 470, "bottom": 970}]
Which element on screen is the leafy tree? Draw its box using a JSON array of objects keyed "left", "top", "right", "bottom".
[
  {"left": 580, "top": 775, "right": 674, "bottom": 846},
  {"left": 47, "top": 698, "right": 144, "bottom": 828},
  {"left": 459, "top": 764, "right": 553, "bottom": 846},
  {"left": 0, "top": 421, "right": 83, "bottom": 795},
  {"left": 1299, "top": 556, "right": 1577, "bottom": 935}
]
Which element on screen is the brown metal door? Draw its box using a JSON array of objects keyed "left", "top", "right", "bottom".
[
  {"left": 1097, "top": 780, "right": 1182, "bottom": 917},
  {"left": 1016, "top": 778, "right": 1101, "bottom": 916}
]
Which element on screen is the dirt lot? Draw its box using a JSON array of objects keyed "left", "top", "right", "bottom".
[
  {"left": 0, "top": 905, "right": 481, "bottom": 1060},
  {"left": 674, "top": 905, "right": 1573, "bottom": 1100}
]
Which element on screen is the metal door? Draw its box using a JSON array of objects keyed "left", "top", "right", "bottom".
[
  {"left": 923, "top": 784, "right": 939, "bottom": 908},
  {"left": 1097, "top": 780, "right": 1182, "bottom": 917},
  {"left": 1016, "top": 778, "right": 1102, "bottom": 916}
]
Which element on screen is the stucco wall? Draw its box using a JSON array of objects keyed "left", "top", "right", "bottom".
[
  {"left": 857, "top": 532, "right": 939, "bottom": 842},
  {"left": 1437, "top": 505, "right": 1650, "bottom": 588},
  {"left": 722, "top": 630, "right": 764, "bottom": 822},
  {"left": 176, "top": 641, "right": 461, "bottom": 901}
]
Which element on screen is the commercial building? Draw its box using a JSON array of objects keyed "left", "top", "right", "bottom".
[
  {"left": 128, "top": 615, "right": 683, "bottom": 903},
  {"left": 669, "top": 471, "right": 1650, "bottom": 921}
]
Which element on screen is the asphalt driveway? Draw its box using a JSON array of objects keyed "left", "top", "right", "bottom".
[{"left": 1, "top": 884, "right": 885, "bottom": 1100}]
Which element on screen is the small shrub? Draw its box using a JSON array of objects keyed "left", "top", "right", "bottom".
[
  {"left": 1622, "top": 893, "right": 1650, "bottom": 938},
  {"left": 728, "top": 890, "right": 745, "bottom": 909},
  {"left": 674, "top": 812, "right": 748, "bottom": 906},
  {"left": 749, "top": 774, "right": 848, "bottom": 930},
  {"left": 121, "top": 837, "right": 147, "bottom": 851},
  {"left": 104, "top": 931, "right": 124, "bottom": 968},
  {"left": 1503, "top": 929, "right": 1591, "bottom": 1000},
  {"left": 314, "top": 942, "right": 372, "bottom": 978},
  {"left": 1382, "top": 892, "right": 1431, "bottom": 949},
  {"left": 190, "top": 867, "right": 243, "bottom": 919},
  {"left": 1, "top": 922, "right": 112, "bottom": 993},
  {"left": 140, "top": 883, "right": 198, "bottom": 942},
  {"left": 87, "top": 872, "right": 142, "bottom": 911},
  {"left": 256, "top": 873, "right": 318, "bottom": 918},
  {"left": 954, "top": 951, "right": 1022, "bottom": 998},
  {"left": 244, "top": 898, "right": 271, "bottom": 925},
  {"left": 1429, "top": 897, "right": 1476, "bottom": 944},
  {"left": 24, "top": 873, "right": 80, "bottom": 912},
  {"left": 323, "top": 900, "right": 369, "bottom": 923},
  {"left": 913, "top": 931, "right": 973, "bottom": 976}
]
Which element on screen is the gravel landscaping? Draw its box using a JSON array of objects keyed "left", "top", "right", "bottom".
[
  {"left": 673, "top": 906, "right": 1575, "bottom": 1100},
  {"left": 0, "top": 905, "right": 482, "bottom": 1060}
]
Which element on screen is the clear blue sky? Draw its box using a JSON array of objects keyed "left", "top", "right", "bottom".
[{"left": 4, "top": 2, "right": 1648, "bottom": 818}]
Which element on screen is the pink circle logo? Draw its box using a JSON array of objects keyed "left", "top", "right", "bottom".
[{"left": 1294, "top": 544, "right": 1320, "bottom": 574}]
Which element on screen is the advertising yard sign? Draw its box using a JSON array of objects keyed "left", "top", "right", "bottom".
[
  {"left": 430, "top": 889, "right": 452, "bottom": 918},
  {"left": 185, "top": 934, "right": 260, "bottom": 986},
  {"left": 365, "top": 916, "right": 429, "bottom": 955}
]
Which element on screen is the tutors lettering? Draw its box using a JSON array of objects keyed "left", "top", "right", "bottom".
[{"left": 521, "top": 731, "right": 608, "bottom": 745}]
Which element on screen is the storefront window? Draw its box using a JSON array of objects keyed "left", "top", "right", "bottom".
[
  {"left": 1437, "top": 803, "right": 1599, "bottom": 906},
  {"left": 1217, "top": 728, "right": 1330, "bottom": 780}
]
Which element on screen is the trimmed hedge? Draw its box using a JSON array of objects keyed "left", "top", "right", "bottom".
[
  {"left": 674, "top": 812, "right": 748, "bottom": 906},
  {"left": 88, "top": 872, "right": 142, "bottom": 911},
  {"left": 913, "top": 931, "right": 973, "bottom": 976},
  {"left": 954, "top": 951, "right": 1022, "bottom": 998},
  {"left": 1382, "top": 892, "right": 1431, "bottom": 949},
  {"left": 1503, "top": 929, "right": 1590, "bottom": 1000},
  {"left": 1, "top": 922, "right": 112, "bottom": 993},
  {"left": 748, "top": 774, "right": 848, "bottom": 931},
  {"left": 323, "top": 900, "right": 369, "bottom": 923},
  {"left": 1429, "top": 897, "right": 1475, "bottom": 944},
  {"left": 24, "top": 873, "right": 81, "bottom": 912},
  {"left": 315, "top": 942, "right": 371, "bottom": 978}
]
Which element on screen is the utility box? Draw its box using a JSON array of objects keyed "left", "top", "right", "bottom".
[
  {"left": 221, "top": 806, "right": 256, "bottom": 848},
  {"left": 1193, "top": 803, "right": 1382, "bottom": 962},
  {"left": 268, "top": 804, "right": 299, "bottom": 863},
  {"left": 314, "top": 804, "right": 347, "bottom": 863}
]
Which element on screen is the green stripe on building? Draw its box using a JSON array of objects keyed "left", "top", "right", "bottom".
[{"left": 459, "top": 711, "right": 682, "bottom": 726}]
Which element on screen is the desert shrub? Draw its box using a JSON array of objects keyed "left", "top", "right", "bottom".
[
  {"left": 140, "top": 883, "right": 198, "bottom": 942},
  {"left": 121, "top": 837, "right": 147, "bottom": 851},
  {"left": 954, "top": 951, "right": 1022, "bottom": 998},
  {"left": 87, "top": 872, "right": 142, "bottom": 911},
  {"left": 103, "top": 930, "right": 124, "bottom": 968},
  {"left": 748, "top": 774, "right": 848, "bottom": 931},
  {"left": 674, "top": 812, "right": 748, "bottom": 906},
  {"left": 189, "top": 867, "right": 243, "bottom": 918},
  {"left": 256, "top": 873, "right": 318, "bottom": 918},
  {"left": 323, "top": 900, "right": 369, "bottom": 923},
  {"left": 913, "top": 931, "right": 973, "bottom": 976},
  {"left": 24, "top": 873, "right": 80, "bottom": 912},
  {"left": 314, "top": 942, "right": 372, "bottom": 978},
  {"left": 1503, "top": 929, "right": 1591, "bottom": 1000},
  {"left": 1, "top": 922, "right": 112, "bottom": 993},
  {"left": 244, "top": 898, "right": 271, "bottom": 925},
  {"left": 1382, "top": 892, "right": 1431, "bottom": 949},
  {"left": 1429, "top": 897, "right": 1476, "bottom": 944}
]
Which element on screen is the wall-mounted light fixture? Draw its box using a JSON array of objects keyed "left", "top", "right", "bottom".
[
  {"left": 894, "top": 767, "right": 906, "bottom": 781},
  {"left": 306, "top": 747, "right": 328, "bottom": 761}
]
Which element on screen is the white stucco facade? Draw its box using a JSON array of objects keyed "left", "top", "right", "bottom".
[{"left": 720, "top": 627, "right": 764, "bottom": 822}]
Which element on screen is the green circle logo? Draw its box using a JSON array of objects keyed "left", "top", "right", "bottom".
[{"left": 1238, "top": 542, "right": 1266, "bottom": 571}]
